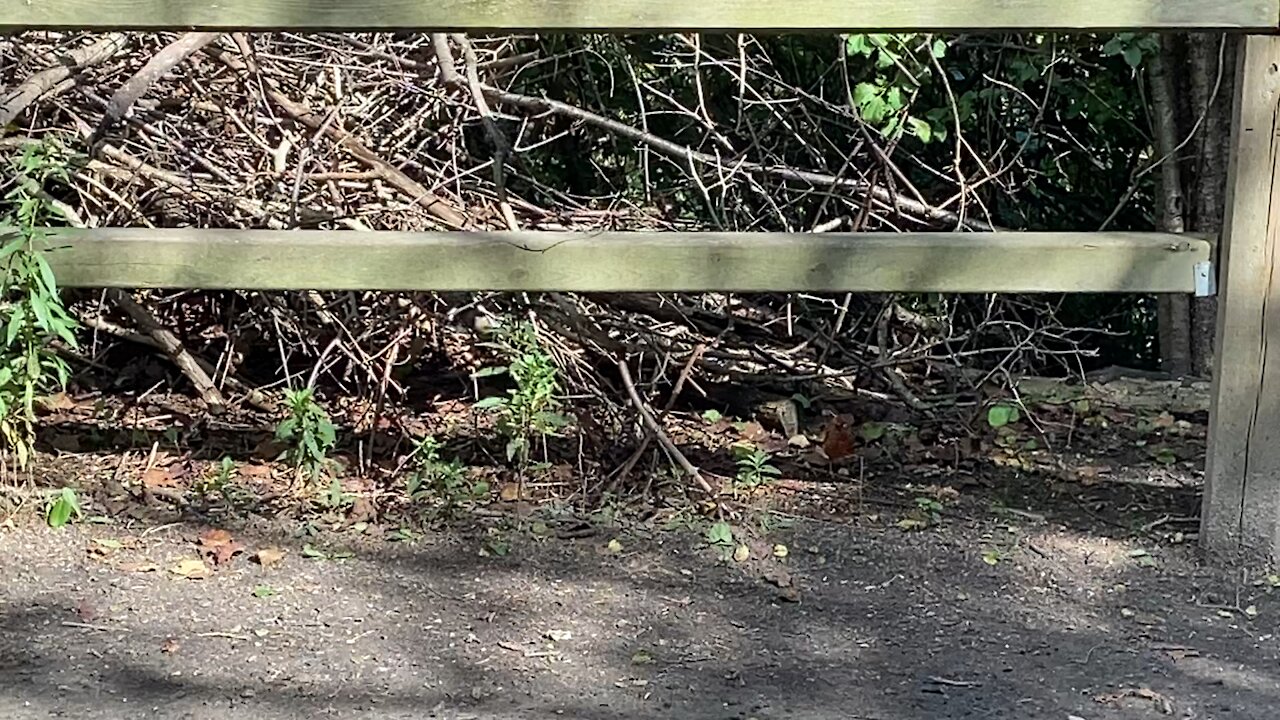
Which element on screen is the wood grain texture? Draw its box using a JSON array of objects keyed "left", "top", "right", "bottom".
[
  {"left": 1, "top": 0, "right": 1276, "bottom": 31},
  {"left": 19, "top": 228, "right": 1210, "bottom": 293},
  {"left": 1202, "top": 35, "right": 1280, "bottom": 562}
]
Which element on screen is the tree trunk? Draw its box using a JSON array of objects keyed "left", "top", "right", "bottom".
[
  {"left": 1149, "top": 37, "right": 1193, "bottom": 378},
  {"left": 1186, "top": 33, "right": 1236, "bottom": 378}
]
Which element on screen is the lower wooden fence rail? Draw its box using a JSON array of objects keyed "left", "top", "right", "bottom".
[{"left": 14, "top": 228, "right": 1213, "bottom": 294}]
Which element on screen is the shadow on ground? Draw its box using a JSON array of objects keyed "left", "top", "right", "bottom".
[{"left": 2, "top": 500, "right": 1277, "bottom": 720}]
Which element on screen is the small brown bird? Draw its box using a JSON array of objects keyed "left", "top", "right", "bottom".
[{"left": 820, "top": 413, "right": 858, "bottom": 463}]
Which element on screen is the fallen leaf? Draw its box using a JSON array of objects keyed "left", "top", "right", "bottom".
[
  {"left": 786, "top": 434, "right": 810, "bottom": 449},
  {"left": 1095, "top": 687, "right": 1173, "bottom": 715},
  {"left": 606, "top": 538, "right": 623, "bottom": 554},
  {"left": 733, "top": 544, "right": 751, "bottom": 563},
  {"left": 198, "top": 528, "right": 244, "bottom": 567},
  {"left": 160, "top": 637, "right": 181, "bottom": 654},
  {"left": 76, "top": 598, "right": 97, "bottom": 622},
  {"left": 1245, "top": 604, "right": 1259, "bottom": 618},
  {"left": 499, "top": 483, "right": 522, "bottom": 502},
  {"left": 142, "top": 466, "right": 178, "bottom": 488},
  {"left": 1153, "top": 412, "right": 1176, "bottom": 429},
  {"left": 254, "top": 547, "right": 286, "bottom": 567},
  {"left": 776, "top": 586, "right": 802, "bottom": 603},
  {"left": 252, "top": 585, "right": 276, "bottom": 598},
  {"left": 37, "top": 392, "right": 77, "bottom": 413},
  {"left": 630, "top": 650, "right": 654, "bottom": 665},
  {"left": 738, "top": 421, "right": 769, "bottom": 443},
  {"left": 239, "top": 463, "right": 273, "bottom": 479},
  {"left": 347, "top": 497, "right": 375, "bottom": 524},
  {"left": 772, "top": 544, "right": 789, "bottom": 558},
  {"left": 170, "top": 558, "right": 210, "bottom": 579}
]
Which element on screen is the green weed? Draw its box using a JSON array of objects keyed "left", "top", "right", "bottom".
[
  {"left": 405, "top": 435, "right": 488, "bottom": 515},
  {"left": 732, "top": 443, "right": 780, "bottom": 490},
  {"left": 275, "top": 387, "right": 337, "bottom": 481},
  {"left": 0, "top": 137, "right": 79, "bottom": 468},
  {"left": 473, "top": 320, "right": 570, "bottom": 474}
]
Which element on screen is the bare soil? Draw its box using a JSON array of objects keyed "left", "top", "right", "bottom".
[{"left": 3, "top": 486, "right": 1279, "bottom": 718}]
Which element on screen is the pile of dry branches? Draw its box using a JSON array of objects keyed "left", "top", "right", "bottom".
[{"left": 0, "top": 31, "right": 1109, "bottom": 483}]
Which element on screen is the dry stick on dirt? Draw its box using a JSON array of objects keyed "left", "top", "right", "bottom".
[
  {"left": 481, "top": 85, "right": 994, "bottom": 232},
  {"left": 213, "top": 39, "right": 469, "bottom": 230},
  {"left": 75, "top": 311, "right": 274, "bottom": 412},
  {"left": 615, "top": 356, "right": 714, "bottom": 496},
  {"left": 0, "top": 33, "right": 132, "bottom": 127},
  {"left": 612, "top": 344, "right": 706, "bottom": 486},
  {"left": 106, "top": 289, "right": 228, "bottom": 413}
]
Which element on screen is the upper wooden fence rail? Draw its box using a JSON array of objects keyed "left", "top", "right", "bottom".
[{"left": 1, "top": 0, "right": 1277, "bottom": 31}]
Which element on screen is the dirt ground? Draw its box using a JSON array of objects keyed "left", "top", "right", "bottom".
[
  {"left": 3, "top": 384, "right": 1279, "bottom": 719},
  {"left": 3, "top": 476, "right": 1279, "bottom": 720}
]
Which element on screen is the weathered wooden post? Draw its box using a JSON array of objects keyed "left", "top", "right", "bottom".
[{"left": 1202, "top": 33, "right": 1280, "bottom": 563}]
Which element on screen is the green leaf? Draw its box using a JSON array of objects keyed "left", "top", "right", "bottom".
[
  {"left": 706, "top": 521, "right": 733, "bottom": 546},
  {"left": 471, "top": 366, "right": 508, "bottom": 378},
  {"left": 844, "top": 34, "right": 871, "bottom": 57},
  {"left": 46, "top": 488, "right": 79, "bottom": 528},
  {"left": 987, "top": 404, "right": 1019, "bottom": 428},
  {"left": 473, "top": 396, "right": 505, "bottom": 410},
  {"left": 35, "top": 253, "right": 57, "bottom": 296},
  {"left": 859, "top": 422, "right": 886, "bottom": 442},
  {"left": 46, "top": 498, "right": 72, "bottom": 527},
  {"left": 931, "top": 38, "right": 947, "bottom": 58},
  {"left": 300, "top": 543, "right": 327, "bottom": 559},
  {"left": 252, "top": 585, "right": 277, "bottom": 598},
  {"left": 907, "top": 117, "right": 932, "bottom": 143},
  {"left": 1122, "top": 46, "right": 1142, "bottom": 68}
]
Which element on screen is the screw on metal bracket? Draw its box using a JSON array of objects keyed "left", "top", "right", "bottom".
[{"left": 1194, "top": 261, "right": 1216, "bottom": 297}]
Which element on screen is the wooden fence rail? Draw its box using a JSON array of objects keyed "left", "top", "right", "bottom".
[
  {"left": 14, "top": 229, "right": 1212, "bottom": 293},
  {"left": 1, "top": 0, "right": 1277, "bottom": 31}
]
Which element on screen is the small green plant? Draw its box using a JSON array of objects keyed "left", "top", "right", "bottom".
[
  {"left": 275, "top": 387, "right": 337, "bottom": 481},
  {"left": 405, "top": 435, "right": 488, "bottom": 514},
  {"left": 300, "top": 542, "right": 353, "bottom": 561},
  {"left": 320, "top": 476, "right": 354, "bottom": 511},
  {"left": 986, "top": 403, "right": 1021, "bottom": 429},
  {"left": 196, "top": 456, "right": 237, "bottom": 495},
  {"left": 897, "top": 496, "right": 945, "bottom": 531},
  {"left": 0, "top": 137, "right": 80, "bottom": 468},
  {"left": 473, "top": 320, "right": 570, "bottom": 473},
  {"left": 705, "top": 520, "right": 734, "bottom": 560},
  {"left": 45, "top": 486, "right": 81, "bottom": 528},
  {"left": 732, "top": 443, "right": 781, "bottom": 489},
  {"left": 194, "top": 457, "right": 255, "bottom": 508},
  {"left": 915, "top": 496, "right": 944, "bottom": 520}
]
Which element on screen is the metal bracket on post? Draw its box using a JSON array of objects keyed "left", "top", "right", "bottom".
[{"left": 1194, "top": 261, "right": 1216, "bottom": 297}]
